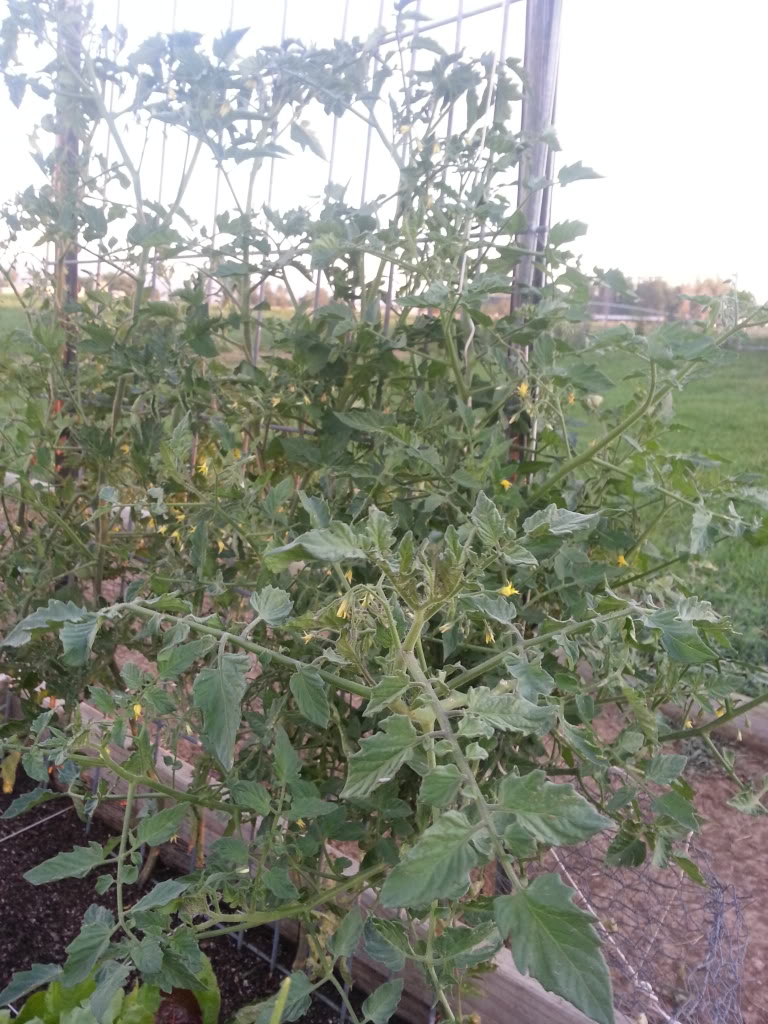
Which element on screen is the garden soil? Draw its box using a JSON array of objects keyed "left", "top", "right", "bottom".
[{"left": 0, "top": 776, "right": 381, "bottom": 1023}]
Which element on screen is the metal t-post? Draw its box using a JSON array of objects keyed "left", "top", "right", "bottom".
[
  {"left": 54, "top": 0, "right": 81, "bottom": 372},
  {"left": 514, "top": 0, "right": 562, "bottom": 307}
]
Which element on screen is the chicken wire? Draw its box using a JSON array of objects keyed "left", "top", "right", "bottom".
[{"left": 495, "top": 829, "right": 746, "bottom": 1024}]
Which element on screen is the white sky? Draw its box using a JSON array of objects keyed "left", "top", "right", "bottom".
[{"left": 1, "top": 0, "right": 766, "bottom": 299}]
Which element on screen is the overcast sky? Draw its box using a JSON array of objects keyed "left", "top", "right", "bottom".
[{"left": 1, "top": 0, "right": 766, "bottom": 299}]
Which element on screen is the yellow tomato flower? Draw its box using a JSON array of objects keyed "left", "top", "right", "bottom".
[
  {"left": 271, "top": 396, "right": 281, "bottom": 407},
  {"left": 120, "top": 443, "right": 130, "bottom": 453},
  {"left": 684, "top": 719, "right": 694, "bottom": 729},
  {"left": 175, "top": 511, "right": 186, "bottom": 522},
  {"left": 337, "top": 596, "right": 350, "bottom": 619},
  {"left": 344, "top": 569, "right": 353, "bottom": 583},
  {"left": 500, "top": 478, "right": 512, "bottom": 491},
  {"left": 484, "top": 624, "right": 495, "bottom": 645},
  {"left": 217, "top": 539, "right": 226, "bottom": 553},
  {"left": 303, "top": 394, "right": 311, "bottom": 406},
  {"left": 517, "top": 380, "right": 529, "bottom": 399},
  {"left": 157, "top": 524, "right": 168, "bottom": 535},
  {"left": 197, "top": 456, "right": 209, "bottom": 477},
  {"left": 438, "top": 622, "right": 452, "bottom": 634},
  {"left": 302, "top": 631, "right": 313, "bottom": 645},
  {"left": 399, "top": 125, "right": 410, "bottom": 135},
  {"left": 716, "top": 707, "right": 726, "bottom": 718},
  {"left": 232, "top": 447, "right": 242, "bottom": 459},
  {"left": 617, "top": 554, "right": 629, "bottom": 568},
  {"left": 567, "top": 390, "right": 575, "bottom": 405},
  {"left": 132, "top": 703, "right": 142, "bottom": 719},
  {"left": 497, "top": 582, "right": 519, "bottom": 597}
]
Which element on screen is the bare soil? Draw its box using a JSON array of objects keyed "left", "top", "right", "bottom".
[{"left": 0, "top": 775, "right": 387, "bottom": 1023}]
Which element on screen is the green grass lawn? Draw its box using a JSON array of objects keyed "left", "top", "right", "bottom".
[
  {"left": 585, "top": 346, "right": 768, "bottom": 670},
  {"left": 0, "top": 293, "right": 30, "bottom": 351}
]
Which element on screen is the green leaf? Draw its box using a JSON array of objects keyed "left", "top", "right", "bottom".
[
  {"left": 0, "top": 963, "right": 62, "bottom": 1006},
  {"left": 380, "top": 811, "right": 480, "bottom": 908},
  {"left": 652, "top": 791, "right": 700, "bottom": 830},
  {"left": 158, "top": 637, "right": 215, "bottom": 678},
  {"left": 2, "top": 786, "right": 59, "bottom": 819},
  {"left": 523, "top": 504, "right": 599, "bottom": 538},
  {"left": 264, "top": 866, "right": 299, "bottom": 901},
  {"left": 264, "top": 523, "right": 365, "bottom": 571},
  {"left": 645, "top": 753, "right": 687, "bottom": 785},
  {"left": 462, "top": 687, "right": 556, "bottom": 738},
  {"left": 194, "top": 953, "right": 221, "bottom": 1024},
  {"left": 23, "top": 842, "right": 105, "bottom": 884},
  {"left": 434, "top": 921, "right": 502, "bottom": 968},
  {"left": 558, "top": 161, "right": 602, "bottom": 185},
  {"left": 213, "top": 26, "right": 249, "bottom": 60},
  {"left": 470, "top": 491, "right": 507, "bottom": 547},
  {"left": 193, "top": 653, "right": 250, "bottom": 770},
  {"left": 361, "top": 979, "right": 403, "bottom": 1024},
  {"left": 503, "top": 658, "right": 555, "bottom": 701},
  {"left": 133, "top": 879, "right": 190, "bottom": 913},
  {"left": 115, "top": 979, "right": 161, "bottom": 1023},
  {"left": 233, "top": 971, "right": 313, "bottom": 1024},
  {"left": 290, "top": 121, "right": 326, "bottom": 160},
  {"left": 330, "top": 908, "right": 365, "bottom": 959},
  {"left": 548, "top": 220, "right": 588, "bottom": 247},
  {"left": 605, "top": 829, "right": 646, "bottom": 867},
  {"left": 363, "top": 921, "right": 405, "bottom": 972},
  {"left": 419, "top": 764, "right": 463, "bottom": 808},
  {"left": 250, "top": 586, "right": 293, "bottom": 626},
  {"left": 658, "top": 619, "right": 717, "bottom": 665},
  {"left": 334, "top": 410, "right": 393, "bottom": 433},
  {"left": 274, "top": 726, "right": 301, "bottom": 784},
  {"left": 131, "top": 935, "right": 164, "bottom": 975},
  {"left": 367, "top": 505, "right": 396, "bottom": 556},
  {"left": 60, "top": 619, "right": 99, "bottom": 666},
  {"left": 364, "top": 674, "right": 409, "bottom": 717},
  {"left": 672, "top": 854, "right": 706, "bottom": 886},
  {"left": 16, "top": 975, "right": 97, "bottom": 1023},
  {"left": 289, "top": 667, "right": 330, "bottom": 727},
  {"left": 137, "top": 804, "right": 189, "bottom": 846},
  {"left": 342, "top": 715, "right": 419, "bottom": 800},
  {"left": 62, "top": 908, "right": 114, "bottom": 985},
  {"left": 467, "top": 594, "right": 515, "bottom": 624},
  {"left": 498, "top": 771, "right": 610, "bottom": 845},
  {"left": 297, "top": 491, "right": 330, "bottom": 528},
  {"left": 287, "top": 797, "right": 337, "bottom": 820},
  {"left": 494, "top": 873, "right": 613, "bottom": 1024},
  {"left": 89, "top": 961, "right": 132, "bottom": 1021},
  {"left": 3, "top": 600, "right": 91, "bottom": 648},
  {"left": 230, "top": 780, "right": 272, "bottom": 815}
]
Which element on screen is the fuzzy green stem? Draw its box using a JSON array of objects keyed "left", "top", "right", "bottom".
[
  {"left": 126, "top": 603, "right": 371, "bottom": 698},
  {"left": 116, "top": 781, "right": 137, "bottom": 939}
]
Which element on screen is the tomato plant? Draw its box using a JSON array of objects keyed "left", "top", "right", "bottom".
[{"left": 0, "top": 4, "right": 767, "bottom": 1023}]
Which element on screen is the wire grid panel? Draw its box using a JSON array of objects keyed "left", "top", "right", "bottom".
[
  {"left": 495, "top": 832, "right": 747, "bottom": 1024},
  {"left": 5, "top": 1, "right": 529, "bottom": 297}
]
